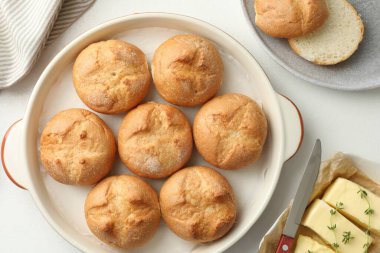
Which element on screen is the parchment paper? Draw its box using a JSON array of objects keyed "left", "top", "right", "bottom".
[{"left": 259, "top": 153, "right": 380, "bottom": 253}]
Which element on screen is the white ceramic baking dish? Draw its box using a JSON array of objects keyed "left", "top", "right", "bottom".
[{"left": 1, "top": 13, "right": 303, "bottom": 253}]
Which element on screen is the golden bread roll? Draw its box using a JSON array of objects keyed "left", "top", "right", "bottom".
[
  {"left": 85, "top": 175, "right": 161, "bottom": 249},
  {"left": 194, "top": 93, "right": 267, "bottom": 170},
  {"left": 160, "top": 166, "right": 237, "bottom": 242},
  {"left": 73, "top": 40, "right": 151, "bottom": 114},
  {"left": 254, "top": 0, "right": 329, "bottom": 38},
  {"left": 40, "top": 108, "right": 116, "bottom": 185},
  {"left": 152, "top": 34, "right": 223, "bottom": 106},
  {"left": 118, "top": 102, "right": 193, "bottom": 179}
]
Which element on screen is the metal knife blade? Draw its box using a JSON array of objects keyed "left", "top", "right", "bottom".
[{"left": 283, "top": 139, "right": 322, "bottom": 238}]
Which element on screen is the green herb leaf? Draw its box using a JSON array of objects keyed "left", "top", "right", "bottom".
[
  {"left": 365, "top": 207, "right": 374, "bottom": 215},
  {"left": 328, "top": 224, "right": 337, "bottom": 230},
  {"left": 342, "top": 231, "right": 354, "bottom": 244},
  {"left": 357, "top": 189, "right": 368, "bottom": 199},
  {"left": 336, "top": 202, "right": 344, "bottom": 210},
  {"left": 363, "top": 242, "right": 370, "bottom": 253}
]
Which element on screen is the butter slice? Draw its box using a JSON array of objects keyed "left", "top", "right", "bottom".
[
  {"left": 323, "top": 177, "right": 380, "bottom": 236},
  {"left": 302, "top": 199, "right": 372, "bottom": 253},
  {"left": 294, "top": 235, "right": 334, "bottom": 253}
]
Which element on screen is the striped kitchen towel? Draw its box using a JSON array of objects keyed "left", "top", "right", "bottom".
[{"left": 0, "top": 0, "right": 94, "bottom": 89}]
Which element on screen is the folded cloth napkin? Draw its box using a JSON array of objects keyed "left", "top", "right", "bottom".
[{"left": 0, "top": 0, "right": 94, "bottom": 89}]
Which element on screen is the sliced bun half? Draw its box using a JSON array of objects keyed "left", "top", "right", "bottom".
[{"left": 289, "top": 0, "right": 364, "bottom": 65}]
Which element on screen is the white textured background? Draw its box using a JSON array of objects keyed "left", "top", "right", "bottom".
[{"left": 1, "top": 0, "right": 380, "bottom": 252}]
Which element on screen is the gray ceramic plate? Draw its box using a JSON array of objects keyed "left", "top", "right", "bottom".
[{"left": 242, "top": 0, "right": 380, "bottom": 90}]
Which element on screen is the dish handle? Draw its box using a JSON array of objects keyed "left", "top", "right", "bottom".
[
  {"left": 277, "top": 94, "right": 304, "bottom": 161},
  {"left": 1, "top": 119, "right": 29, "bottom": 190}
]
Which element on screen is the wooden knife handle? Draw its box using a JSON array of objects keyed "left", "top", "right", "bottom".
[{"left": 275, "top": 234, "right": 295, "bottom": 253}]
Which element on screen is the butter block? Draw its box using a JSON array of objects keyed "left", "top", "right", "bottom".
[
  {"left": 302, "top": 199, "right": 372, "bottom": 253},
  {"left": 294, "top": 235, "right": 334, "bottom": 253},
  {"left": 323, "top": 177, "right": 380, "bottom": 236}
]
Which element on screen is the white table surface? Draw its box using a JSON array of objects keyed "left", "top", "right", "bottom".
[{"left": 1, "top": 0, "right": 380, "bottom": 252}]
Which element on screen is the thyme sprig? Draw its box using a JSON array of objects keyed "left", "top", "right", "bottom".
[
  {"left": 357, "top": 188, "right": 374, "bottom": 253},
  {"left": 328, "top": 202, "right": 344, "bottom": 251}
]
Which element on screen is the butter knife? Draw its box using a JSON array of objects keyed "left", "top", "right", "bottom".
[{"left": 275, "top": 139, "right": 321, "bottom": 253}]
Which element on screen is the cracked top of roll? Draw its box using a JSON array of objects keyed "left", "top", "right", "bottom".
[
  {"left": 73, "top": 40, "right": 151, "bottom": 114},
  {"left": 40, "top": 108, "right": 116, "bottom": 185},
  {"left": 159, "top": 166, "right": 237, "bottom": 242},
  {"left": 193, "top": 93, "right": 267, "bottom": 170},
  {"left": 254, "top": 0, "right": 329, "bottom": 38},
  {"left": 85, "top": 175, "right": 160, "bottom": 249},
  {"left": 152, "top": 34, "right": 224, "bottom": 107},
  {"left": 118, "top": 102, "right": 193, "bottom": 179}
]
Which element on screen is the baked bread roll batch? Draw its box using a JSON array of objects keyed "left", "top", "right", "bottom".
[{"left": 40, "top": 34, "right": 268, "bottom": 249}]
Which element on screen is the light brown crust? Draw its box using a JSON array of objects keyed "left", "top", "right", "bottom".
[
  {"left": 118, "top": 102, "right": 193, "bottom": 179},
  {"left": 288, "top": 0, "right": 365, "bottom": 65},
  {"left": 254, "top": 0, "right": 329, "bottom": 38},
  {"left": 159, "top": 166, "right": 237, "bottom": 242},
  {"left": 194, "top": 93, "right": 267, "bottom": 170},
  {"left": 85, "top": 175, "right": 161, "bottom": 249},
  {"left": 73, "top": 40, "right": 151, "bottom": 114},
  {"left": 40, "top": 108, "right": 116, "bottom": 185},
  {"left": 152, "top": 34, "right": 224, "bottom": 107}
]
